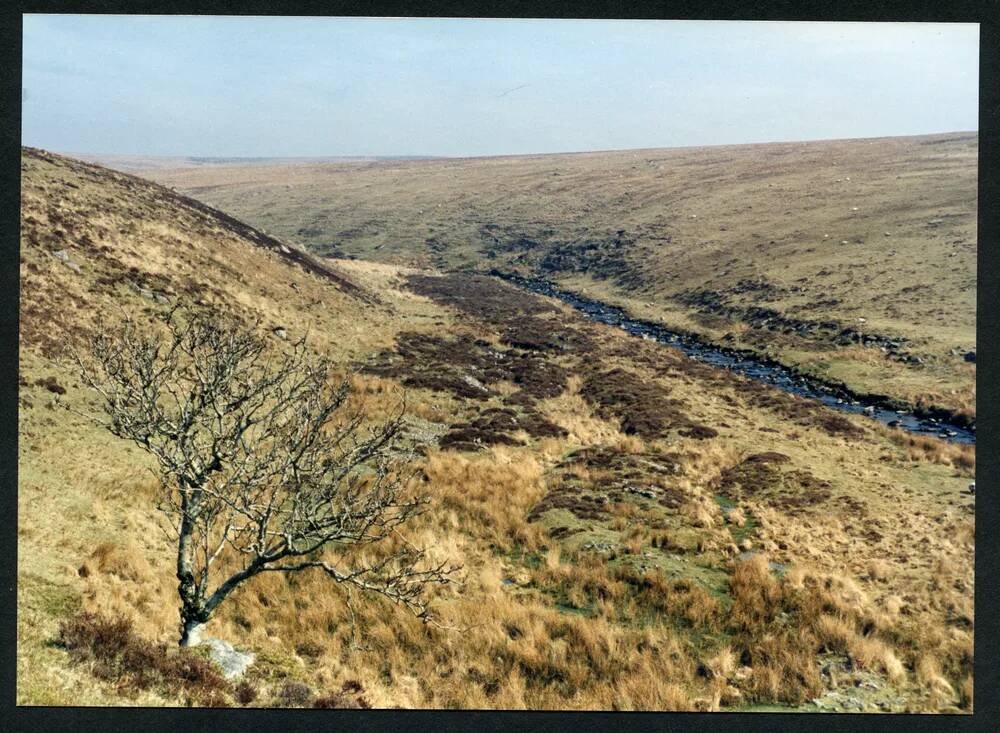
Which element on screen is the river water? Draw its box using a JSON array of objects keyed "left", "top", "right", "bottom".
[{"left": 495, "top": 272, "right": 975, "bottom": 445}]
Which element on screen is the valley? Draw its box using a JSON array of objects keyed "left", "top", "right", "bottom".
[
  {"left": 142, "top": 132, "right": 978, "bottom": 425},
  {"left": 17, "top": 139, "right": 976, "bottom": 712}
]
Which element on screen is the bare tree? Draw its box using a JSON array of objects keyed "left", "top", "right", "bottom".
[{"left": 73, "top": 308, "right": 454, "bottom": 646}]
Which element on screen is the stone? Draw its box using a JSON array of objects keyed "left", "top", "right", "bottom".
[
  {"left": 272, "top": 327, "right": 288, "bottom": 341},
  {"left": 462, "top": 374, "right": 489, "bottom": 394},
  {"left": 153, "top": 292, "right": 170, "bottom": 305},
  {"left": 201, "top": 637, "right": 255, "bottom": 680},
  {"left": 52, "top": 249, "right": 82, "bottom": 273}
]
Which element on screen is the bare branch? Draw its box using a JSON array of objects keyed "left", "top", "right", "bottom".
[{"left": 74, "top": 307, "right": 454, "bottom": 645}]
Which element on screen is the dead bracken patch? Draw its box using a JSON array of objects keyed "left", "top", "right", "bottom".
[
  {"left": 363, "top": 331, "right": 569, "bottom": 401},
  {"left": 406, "top": 273, "right": 595, "bottom": 354},
  {"left": 528, "top": 446, "right": 684, "bottom": 522},
  {"left": 733, "top": 380, "right": 865, "bottom": 439},
  {"left": 440, "top": 407, "right": 567, "bottom": 452},
  {"left": 579, "top": 367, "right": 717, "bottom": 439},
  {"left": 714, "top": 454, "right": 832, "bottom": 514}
]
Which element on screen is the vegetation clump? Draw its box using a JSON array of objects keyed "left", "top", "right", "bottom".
[{"left": 58, "top": 611, "right": 230, "bottom": 705}]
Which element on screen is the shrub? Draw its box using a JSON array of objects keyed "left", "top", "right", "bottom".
[
  {"left": 57, "top": 611, "right": 230, "bottom": 703},
  {"left": 276, "top": 680, "right": 314, "bottom": 707},
  {"left": 312, "top": 681, "right": 372, "bottom": 709},
  {"left": 234, "top": 680, "right": 258, "bottom": 705}
]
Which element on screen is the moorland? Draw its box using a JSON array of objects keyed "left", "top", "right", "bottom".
[{"left": 18, "top": 135, "right": 976, "bottom": 711}]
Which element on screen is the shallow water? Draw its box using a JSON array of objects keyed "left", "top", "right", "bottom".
[{"left": 496, "top": 272, "right": 975, "bottom": 445}]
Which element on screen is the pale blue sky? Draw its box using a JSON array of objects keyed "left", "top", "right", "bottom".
[{"left": 21, "top": 16, "right": 980, "bottom": 157}]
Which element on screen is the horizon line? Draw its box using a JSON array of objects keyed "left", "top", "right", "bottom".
[{"left": 41, "top": 129, "right": 979, "bottom": 168}]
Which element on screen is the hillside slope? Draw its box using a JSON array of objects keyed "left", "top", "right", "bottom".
[
  {"left": 145, "top": 133, "right": 977, "bottom": 420},
  {"left": 19, "top": 149, "right": 974, "bottom": 711}
]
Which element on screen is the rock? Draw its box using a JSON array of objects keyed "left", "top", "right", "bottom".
[
  {"left": 272, "top": 327, "right": 288, "bottom": 341},
  {"left": 462, "top": 374, "right": 490, "bottom": 394},
  {"left": 52, "top": 249, "right": 82, "bottom": 273},
  {"left": 201, "top": 637, "right": 255, "bottom": 680},
  {"left": 927, "top": 218, "right": 944, "bottom": 226},
  {"left": 139, "top": 287, "right": 155, "bottom": 300},
  {"left": 862, "top": 405, "right": 876, "bottom": 416},
  {"left": 968, "top": 483, "right": 975, "bottom": 495},
  {"left": 153, "top": 292, "right": 170, "bottom": 305},
  {"left": 279, "top": 245, "right": 291, "bottom": 255},
  {"left": 627, "top": 486, "right": 657, "bottom": 499}
]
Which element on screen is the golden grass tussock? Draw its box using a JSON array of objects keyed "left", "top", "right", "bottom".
[
  {"left": 917, "top": 654, "right": 956, "bottom": 706},
  {"left": 729, "top": 554, "right": 782, "bottom": 630},
  {"left": 885, "top": 428, "right": 976, "bottom": 475},
  {"left": 866, "top": 559, "right": 891, "bottom": 582},
  {"left": 850, "top": 636, "right": 906, "bottom": 685}
]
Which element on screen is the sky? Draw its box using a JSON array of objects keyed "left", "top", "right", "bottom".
[{"left": 21, "top": 16, "right": 980, "bottom": 158}]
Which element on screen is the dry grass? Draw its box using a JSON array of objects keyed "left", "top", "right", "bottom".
[{"left": 17, "top": 147, "right": 974, "bottom": 712}]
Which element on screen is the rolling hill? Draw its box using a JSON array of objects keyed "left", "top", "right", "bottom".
[{"left": 18, "top": 147, "right": 975, "bottom": 711}]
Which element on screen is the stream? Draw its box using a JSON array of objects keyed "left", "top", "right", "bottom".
[{"left": 494, "top": 272, "right": 975, "bottom": 445}]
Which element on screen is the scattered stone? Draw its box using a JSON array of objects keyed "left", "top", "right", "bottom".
[
  {"left": 968, "top": 483, "right": 975, "bottom": 495},
  {"left": 272, "top": 327, "right": 288, "bottom": 340}
]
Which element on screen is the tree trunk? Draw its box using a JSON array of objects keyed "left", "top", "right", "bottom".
[
  {"left": 176, "top": 510, "right": 205, "bottom": 646},
  {"left": 179, "top": 616, "right": 204, "bottom": 647}
]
